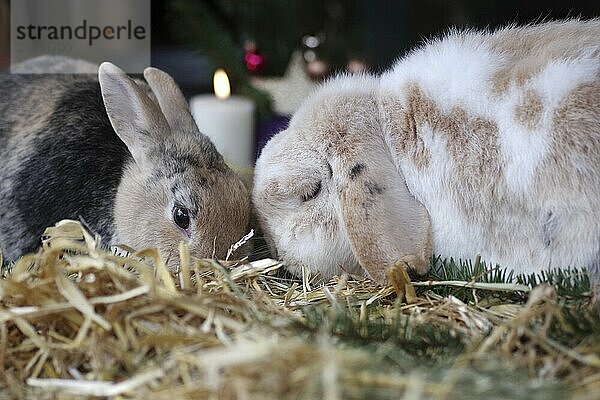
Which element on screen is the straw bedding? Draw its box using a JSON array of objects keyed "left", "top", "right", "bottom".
[{"left": 0, "top": 220, "right": 599, "bottom": 399}]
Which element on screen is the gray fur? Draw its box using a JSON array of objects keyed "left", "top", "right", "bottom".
[
  {"left": 12, "top": 55, "right": 99, "bottom": 74},
  {"left": 0, "top": 61, "right": 250, "bottom": 265}
]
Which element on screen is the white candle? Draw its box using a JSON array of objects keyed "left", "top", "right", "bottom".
[{"left": 189, "top": 69, "right": 255, "bottom": 170}]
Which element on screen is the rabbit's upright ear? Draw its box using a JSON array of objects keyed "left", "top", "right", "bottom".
[
  {"left": 142, "top": 67, "right": 199, "bottom": 134},
  {"left": 98, "top": 62, "right": 169, "bottom": 166},
  {"left": 331, "top": 100, "right": 432, "bottom": 285}
]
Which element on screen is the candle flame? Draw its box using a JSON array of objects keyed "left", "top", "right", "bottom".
[{"left": 213, "top": 69, "right": 230, "bottom": 100}]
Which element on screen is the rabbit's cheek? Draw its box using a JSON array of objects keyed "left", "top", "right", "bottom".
[
  {"left": 295, "top": 203, "right": 337, "bottom": 234},
  {"left": 278, "top": 221, "right": 360, "bottom": 280},
  {"left": 282, "top": 203, "right": 358, "bottom": 274}
]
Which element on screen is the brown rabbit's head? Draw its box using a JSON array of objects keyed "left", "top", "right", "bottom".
[{"left": 99, "top": 63, "right": 250, "bottom": 266}]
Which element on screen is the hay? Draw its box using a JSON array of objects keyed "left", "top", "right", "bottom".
[{"left": 0, "top": 220, "right": 599, "bottom": 399}]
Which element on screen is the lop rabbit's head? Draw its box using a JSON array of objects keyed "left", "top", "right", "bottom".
[{"left": 253, "top": 75, "right": 430, "bottom": 283}]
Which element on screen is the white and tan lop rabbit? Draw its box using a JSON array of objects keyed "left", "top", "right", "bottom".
[{"left": 253, "top": 20, "right": 600, "bottom": 292}]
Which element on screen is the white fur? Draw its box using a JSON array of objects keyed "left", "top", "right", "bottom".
[
  {"left": 383, "top": 34, "right": 501, "bottom": 116},
  {"left": 381, "top": 20, "right": 600, "bottom": 274},
  {"left": 254, "top": 20, "right": 600, "bottom": 283},
  {"left": 253, "top": 76, "right": 377, "bottom": 279}
]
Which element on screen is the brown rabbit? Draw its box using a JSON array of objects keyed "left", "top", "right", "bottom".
[{"left": 0, "top": 62, "right": 250, "bottom": 266}]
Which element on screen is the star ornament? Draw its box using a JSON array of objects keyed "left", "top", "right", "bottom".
[{"left": 250, "top": 51, "right": 316, "bottom": 115}]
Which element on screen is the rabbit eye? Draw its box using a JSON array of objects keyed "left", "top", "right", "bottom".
[
  {"left": 301, "top": 181, "right": 322, "bottom": 202},
  {"left": 172, "top": 206, "right": 190, "bottom": 230}
]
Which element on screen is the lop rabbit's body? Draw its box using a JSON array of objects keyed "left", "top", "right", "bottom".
[
  {"left": 380, "top": 19, "right": 600, "bottom": 276},
  {"left": 0, "top": 62, "right": 250, "bottom": 264},
  {"left": 253, "top": 19, "right": 600, "bottom": 288}
]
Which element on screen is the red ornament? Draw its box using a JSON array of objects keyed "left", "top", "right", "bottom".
[{"left": 244, "top": 50, "right": 266, "bottom": 74}]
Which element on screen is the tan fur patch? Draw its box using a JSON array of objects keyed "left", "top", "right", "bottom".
[
  {"left": 489, "top": 21, "right": 600, "bottom": 63},
  {"left": 515, "top": 89, "right": 544, "bottom": 130},
  {"left": 398, "top": 84, "right": 504, "bottom": 223},
  {"left": 380, "top": 95, "right": 432, "bottom": 171},
  {"left": 490, "top": 69, "right": 510, "bottom": 95},
  {"left": 490, "top": 68, "right": 538, "bottom": 95},
  {"left": 488, "top": 20, "right": 600, "bottom": 95},
  {"left": 538, "top": 80, "right": 600, "bottom": 192}
]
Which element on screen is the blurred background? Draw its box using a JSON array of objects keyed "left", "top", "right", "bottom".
[{"left": 1, "top": 0, "right": 599, "bottom": 161}]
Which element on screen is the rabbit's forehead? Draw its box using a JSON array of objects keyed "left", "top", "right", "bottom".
[
  {"left": 269, "top": 155, "right": 323, "bottom": 190},
  {"left": 255, "top": 157, "right": 323, "bottom": 204},
  {"left": 296, "top": 95, "right": 377, "bottom": 134},
  {"left": 256, "top": 129, "right": 319, "bottom": 178},
  {"left": 181, "top": 168, "right": 243, "bottom": 199},
  {"left": 255, "top": 88, "right": 379, "bottom": 196},
  {"left": 272, "top": 114, "right": 377, "bottom": 164},
  {"left": 148, "top": 165, "right": 237, "bottom": 206},
  {"left": 257, "top": 117, "right": 379, "bottom": 191}
]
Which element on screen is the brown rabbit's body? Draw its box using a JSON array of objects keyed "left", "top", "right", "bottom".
[
  {"left": 0, "top": 63, "right": 250, "bottom": 265},
  {"left": 0, "top": 73, "right": 129, "bottom": 260}
]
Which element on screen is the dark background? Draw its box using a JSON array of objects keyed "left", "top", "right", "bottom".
[
  {"left": 149, "top": 0, "right": 599, "bottom": 96},
  {"left": 1, "top": 0, "right": 598, "bottom": 95}
]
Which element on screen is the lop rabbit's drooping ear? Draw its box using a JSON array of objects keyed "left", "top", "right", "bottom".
[
  {"left": 335, "top": 131, "right": 432, "bottom": 284},
  {"left": 98, "top": 62, "right": 170, "bottom": 167},
  {"left": 340, "top": 154, "right": 432, "bottom": 283},
  {"left": 253, "top": 75, "right": 432, "bottom": 284}
]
